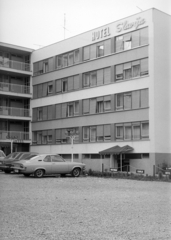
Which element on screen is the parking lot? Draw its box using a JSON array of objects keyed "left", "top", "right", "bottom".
[{"left": 0, "top": 172, "right": 171, "bottom": 240}]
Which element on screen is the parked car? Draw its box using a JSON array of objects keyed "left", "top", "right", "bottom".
[
  {"left": 0, "top": 150, "right": 6, "bottom": 161},
  {"left": 0, "top": 152, "right": 38, "bottom": 173},
  {"left": 11, "top": 154, "right": 86, "bottom": 178}
]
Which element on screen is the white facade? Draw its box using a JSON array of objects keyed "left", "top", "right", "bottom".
[{"left": 30, "top": 8, "right": 171, "bottom": 175}]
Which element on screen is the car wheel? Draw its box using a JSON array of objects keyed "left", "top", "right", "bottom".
[
  {"left": 34, "top": 169, "right": 44, "bottom": 178},
  {"left": 72, "top": 168, "right": 81, "bottom": 177},
  {"left": 23, "top": 173, "right": 30, "bottom": 177},
  {"left": 4, "top": 170, "right": 12, "bottom": 174}
]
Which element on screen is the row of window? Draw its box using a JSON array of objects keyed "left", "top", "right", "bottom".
[
  {"left": 33, "top": 58, "right": 148, "bottom": 99},
  {"left": 32, "top": 121, "right": 149, "bottom": 145},
  {"left": 33, "top": 27, "right": 148, "bottom": 76},
  {"left": 32, "top": 89, "right": 148, "bottom": 121}
]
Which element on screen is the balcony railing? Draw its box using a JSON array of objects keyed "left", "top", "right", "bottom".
[
  {"left": 0, "top": 130, "right": 30, "bottom": 141},
  {"left": 0, "top": 82, "right": 30, "bottom": 94},
  {"left": 0, "top": 60, "right": 31, "bottom": 72},
  {"left": 0, "top": 106, "right": 30, "bottom": 117}
]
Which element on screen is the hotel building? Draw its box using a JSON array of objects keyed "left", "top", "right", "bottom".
[
  {"left": 29, "top": 8, "right": 171, "bottom": 175},
  {"left": 0, "top": 43, "right": 33, "bottom": 155}
]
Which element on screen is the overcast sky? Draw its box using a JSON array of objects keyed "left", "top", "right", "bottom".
[{"left": 0, "top": 0, "right": 170, "bottom": 50}]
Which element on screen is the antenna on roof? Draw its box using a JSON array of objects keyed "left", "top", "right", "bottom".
[{"left": 136, "top": 6, "right": 143, "bottom": 12}]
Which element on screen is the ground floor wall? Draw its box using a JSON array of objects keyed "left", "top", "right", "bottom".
[{"left": 0, "top": 141, "right": 30, "bottom": 155}]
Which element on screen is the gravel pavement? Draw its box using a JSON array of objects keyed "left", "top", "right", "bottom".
[{"left": 0, "top": 172, "right": 171, "bottom": 240}]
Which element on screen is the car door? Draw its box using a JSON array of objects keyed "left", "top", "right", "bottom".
[
  {"left": 41, "top": 155, "right": 52, "bottom": 174},
  {"left": 51, "top": 155, "right": 69, "bottom": 174}
]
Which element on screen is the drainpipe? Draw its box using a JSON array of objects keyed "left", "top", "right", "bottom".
[{"left": 120, "top": 153, "right": 122, "bottom": 172}]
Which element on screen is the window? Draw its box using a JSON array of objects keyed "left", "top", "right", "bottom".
[
  {"left": 90, "top": 71, "right": 96, "bottom": 86},
  {"left": 141, "top": 122, "right": 149, "bottom": 138},
  {"left": 44, "top": 155, "right": 51, "bottom": 162},
  {"left": 97, "top": 44, "right": 104, "bottom": 57},
  {"left": 42, "top": 131, "right": 47, "bottom": 144},
  {"left": 97, "top": 125, "right": 103, "bottom": 142},
  {"left": 48, "top": 84, "right": 53, "bottom": 94},
  {"left": 115, "top": 58, "right": 148, "bottom": 81},
  {"left": 68, "top": 52, "right": 74, "bottom": 66},
  {"left": 62, "top": 79, "right": 67, "bottom": 92},
  {"left": 104, "top": 124, "right": 111, "bottom": 141},
  {"left": 43, "top": 61, "right": 48, "bottom": 73},
  {"left": 104, "top": 98, "right": 111, "bottom": 111},
  {"left": 97, "top": 100, "right": 103, "bottom": 113},
  {"left": 90, "top": 126, "right": 96, "bottom": 142},
  {"left": 63, "top": 54, "right": 68, "bottom": 67},
  {"left": 115, "top": 121, "right": 149, "bottom": 141},
  {"left": 83, "top": 127, "right": 89, "bottom": 142},
  {"left": 47, "top": 130, "right": 52, "bottom": 143},
  {"left": 74, "top": 49, "right": 79, "bottom": 63},
  {"left": 51, "top": 155, "right": 64, "bottom": 162},
  {"left": 115, "top": 28, "right": 148, "bottom": 53},
  {"left": 116, "top": 125, "right": 124, "bottom": 140},
  {"left": 37, "top": 132, "right": 42, "bottom": 144},
  {"left": 38, "top": 108, "right": 42, "bottom": 121},
  {"left": 132, "top": 123, "right": 140, "bottom": 140},
  {"left": 57, "top": 55, "right": 62, "bottom": 69},
  {"left": 83, "top": 73, "right": 90, "bottom": 87}
]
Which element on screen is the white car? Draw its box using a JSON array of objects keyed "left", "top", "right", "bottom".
[{"left": 11, "top": 154, "right": 86, "bottom": 178}]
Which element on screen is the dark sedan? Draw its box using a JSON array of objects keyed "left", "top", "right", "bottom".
[{"left": 0, "top": 152, "right": 38, "bottom": 173}]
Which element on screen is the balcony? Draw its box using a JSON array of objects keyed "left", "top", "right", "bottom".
[
  {"left": 0, "top": 106, "right": 30, "bottom": 117},
  {"left": 0, "top": 130, "right": 30, "bottom": 141},
  {"left": 0, "top": 59, "right": 31, "bottom": 72},
  {"left": 0, "top": 82, "right": 30, "bottom": 94}
]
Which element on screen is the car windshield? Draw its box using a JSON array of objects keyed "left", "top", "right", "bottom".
[
  {"left": 4, "top": 152, "right": 20, "bottom": 159},
  {"left": 0, "top": 151, "right": 6, "bottom": 157}
]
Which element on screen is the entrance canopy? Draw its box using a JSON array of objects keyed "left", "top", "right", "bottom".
[{"left": 99, "top": 145, "right": 133, "bottom": 155}]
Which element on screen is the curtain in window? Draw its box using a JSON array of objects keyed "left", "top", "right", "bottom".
[
  {"left": 56, "top": 79, "right": 62, "bottom": 93},
  {"left": 37, "top": 132, "right": 42, "bottom": 144},
  {"left": 124, "top": 124, "right": 131, "bottom": 140},
  {"left": 89, "top": 98, "right": 96, "bottom": 114},
  {"left": 83, "top": 46, "right": 90, "bottom": 61},
  {"left": 32, "top": 108, "right": 37, "bottom": 121},
  {"left": 37, "top": 84, "right": 42, "bottom": 98},
  {"left": 90, "top": 44, "right": 96, "bottom": 59},
  {"left": 90, "top": 71, "right": 96, "bottom": 86},
  {"left": 132, "top": 90, "right": 140, "bottom": 109},
  {"left": 104, "top": 39, "right": 111, "bottom": 55},
  {"left": 132, "top": 60, "right": 140, "bottom": 78},
  {"left": 140, "top": 28, "right": 148, "bottom": 45},
  {"left": 68, "top": 52, "right": 74, "bottom": 66},
  {"left": 116, "top": 93, "right": 123, "bottom": 110},
  {"left": 83, "top": 73, "right": 90, "bottom": 87},
  {"left": 43, "top": 106, "right": 47, "bottom": 120},
  {"left": 56, "top": 104, "right": 61, "bottom": 119},
  {"left": 104, "top": 95, "right": 111, "bottom": 111},
  {"left": 116, "top": 64, "right": 123, "bottom": 80},
  {"left": 141, "top": 89, "right": 148, "bottom": 108},
  {"left": 63, "top": 54, "right": 68, "bottom": 67},
  {"left": 42, "top": 131, "right": 47, "bottom": 144},
  {"left": 74, "top": 49, "right": 79, "bottom": 63},
  {"left": 97, "top": 69, "right": 103, "bottom": 86},
  {"left": 115, "top": 36, "right": 123, "bottom": 52},
  {"left": 90, "top": 127, "right": 96, "bottom": 142},
  {"left": 73, "top": 75, "right": 79, "bottom": 90},
  {"left": 39, "top": 61, "right": 43, "bottom": 73},
  {"left": 97, "top": 125, "right": 103, "bottom": 137},
  {"left": 83, "top": 99, "right": 89, "bottom": 114},
  {"left": 133, "top": 124, "right": 140, "bottom": 139},
  {"left": 56, "top": 129, "right": 61, "bottom": 142},
  {"left": 57, "top": 55, "right": 62, "bottom": 69},
  {"left": 68, "top": 76, "right": 74, "bottom": 91},
  {"left": 48, "top": 105, "right": 53, "bottom": 120},
  {"left": 74, "top": 102, "right": 79, "bottom": 115},
  {"left": 104, "top": 67, "right": 111, "bottom": 84},
  {"left": 83, "top": 127, "right": 89, "bottom": 140},
  {"left": 124, "top": 93, "right": 131, "bottom": 109},
  {"left": 123, "top": 34, "right": 131, "bottom": 50},
  {"left": 140, "top": 58, "right": 148, "bottom": 76},
  {"left": 61, "top": 103, "right": 67, "bottom": 118},
  {"left": 42, "top": 83, "right": 48, "bottom": 97},
  {"left": 104, "top": 124, "right": 111, "bottom": 139},
  {"left": 48, "top": 58, "right": 53, "bottom": 71},
  {"left": 33, "top": 85, "right": 37, "bottom": 99},
  {"left": 124, "top": 62, "right": 132, "bottom": 79},
  {"left": 116, "top": 125, "right": 123, "bottom": 139},
  {"left": 68, "top": 103, "right": 74, "bottom": 117},
  {"left": 132, "top": 30, "right": 140, "bottom": 48},
  {"left": 141, "top": 122, "right": 149, "bottom": 137}
]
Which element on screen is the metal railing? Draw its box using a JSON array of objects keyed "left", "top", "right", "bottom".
[
  {"left": 0, "top": 82, "right": 30, "bottom": 94},
  {"left": 0, "top": 106, "right": 30, "bottom": 117},
  {"left": 0, "top": 130, "right": 30, "bottom": 141},
  {"left": 0, "top": 59, "right": 31, "bottom": 72}
]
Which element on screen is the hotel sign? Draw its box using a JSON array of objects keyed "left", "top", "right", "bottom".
[
  {"left": 92, "top": 27, "right": 110, "bottom": 41},
  {"left": 116, "top": 17, "right": 145, "bottom": 32}
]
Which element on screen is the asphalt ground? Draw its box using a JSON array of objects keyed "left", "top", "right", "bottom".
[{"left": 0, "top": 172, "right": 171, "bottom": 240}]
